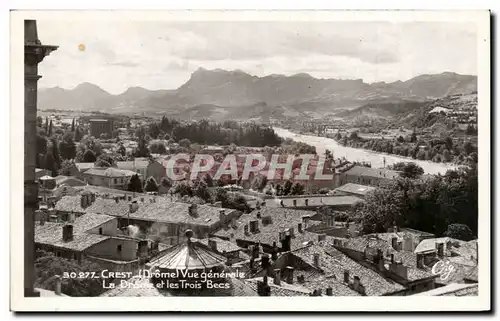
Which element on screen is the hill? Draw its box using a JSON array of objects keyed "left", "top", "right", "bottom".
[{"left": 38, "top": 69, "right": 477, "bottom": 118}]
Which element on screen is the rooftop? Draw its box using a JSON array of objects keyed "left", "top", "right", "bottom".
[
  {"left": 343, "top": 166, "right": 400, "bottom": 180},
  {"left": 198, "top": 238, "right": 242, "bottom": 253},
  {"left": 116, "top": 160, "right": 150, "bottom": 171},
  {"left": 265, "top": 195, "right": 363, "bottom": 208},
  {"left": 213, "top": 207, "right": 320, "bottom": 246},
  {"left": 333, "top": 183, "right": 377, "bottom": 196},
  {"left": 413, "top": 283, "right": 478, "bottom": 296},
  {"left": 129, "top": 199, "right": 237, "bottom": 227},
  {"left": 83, "top": 167, "right": 139, "bottom": 178},
  {"left": 54, "top": 195, "right": 86, "bottom": 213}
]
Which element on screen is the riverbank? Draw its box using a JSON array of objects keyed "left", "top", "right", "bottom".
[{"left": 273, "top": 127, "right": 457, "bottom": 175}]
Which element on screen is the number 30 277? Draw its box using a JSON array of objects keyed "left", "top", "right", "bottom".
[{"left": 62, "top": 271, "right": 99, "bottom": 279}]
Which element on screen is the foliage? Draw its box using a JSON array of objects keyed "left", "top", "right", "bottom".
[
  {"left": 443, "top": 223, "right": 474, "bottom": 241},
  {"left": 149, "top": 141, "right": 167, "bottom": 154},
  {"left": 94, "top": 154, "right": 115, "bottom": 168},
  {"left": 127, "top": 174, "right": 143, "bottom": 193},
  {"left": 58, "top": 159, "right": 77, "bottom": 176},
  {"left": 82, "top": 149, "right": 97, "bottom": 163},
  {"left": 178, "top": 138, "right": 191, "bottom": 148},
  {"left": 59, "top": 132, "right": 77, "bottom": 160},
  {"left": 290, "top": 182, "right": 305, "bottom": 195},
  {"left": 354, "top": 164, "right": 478, "bottom": 237},
  {"left": 144, "top": 177, "right": 159, "bottom": 192},
  {"left": 387, "top": 162, "right": 424, "bottom": 179},
  {"left": 34, "top": 250, "right": 106, "bottom": 297}
]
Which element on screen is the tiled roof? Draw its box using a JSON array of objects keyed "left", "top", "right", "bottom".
[
  {"left": 35, "top": 212, "right": 116, "bottom": 251},
  {"left": 292, "top": 243, "right": 405, "bottom": 296},
  {"left": 35, "top": 222, "right": 110, "bottom": 252},
  {"left": 54, "top": 196, "right": 86, "bottom": 213},
  {"left": 75, "top": 163, "right": 95, "bottom": 171},
  {"left": 84, "top": 167, "right": 138, "bottom": 177},
  {"left": 300, "top": 275, "right": 360, "bottom": 296},
  {"left": 55, "top": 176, "right": 86, "bottom": 187},
  {"left": 265, "top": 195, "right": 363, "bottom": 208},
  {"left": 74, "top": 185, "right": 147, "bottom": 198},
  {"left": 333, "top": 183, "right": 377, "bottom": 196},
  {"left": 198, "top": 238, "right": 242, "bottom": 253},
  {"left": 129, "top": 199, "right": 237, "bottom": 226},
  {"left": 343, "top": 166, "right": 400, "bottom": 179},
  {"left": 414, "top": 237, "right": 478, "bottom": 266},
  {"left": 213, "top": 207, "right": 320, "bottom": 246},
  {"left": 86, "top": 198, "right": 130, "bottom": 217}
]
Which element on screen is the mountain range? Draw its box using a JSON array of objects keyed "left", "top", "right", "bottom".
[{"left": 38, "top": 68, "right": 477, "bottom": 120}]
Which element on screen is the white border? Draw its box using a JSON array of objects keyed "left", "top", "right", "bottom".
[{"left": 9, "top": 10, "right": 491, "bottom": 312}]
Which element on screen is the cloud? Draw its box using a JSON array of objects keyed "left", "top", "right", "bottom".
[{"left": 107, "top": 61, "right": 140, "bottom": 67}]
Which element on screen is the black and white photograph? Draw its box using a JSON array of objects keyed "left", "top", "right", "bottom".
[{"left": 10, "top": 10, "right": 490, "bottom": 311}]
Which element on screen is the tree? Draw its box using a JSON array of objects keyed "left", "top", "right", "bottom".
[
  {"left": 44, "top": 117, "right": 48, "bottom": 135},
  {"left": 171, "top": 181, "right": 193, "bottom": 197},
  {"left": 388, "top": 162, "right": 424, "bottom": 179},
  {"left": 100, "top": 133, "right": 109, "bottom": 140},
  {"left": 48, "top": 120, "right": 53, "bottom": 136},
  {"left": 178, "top": 138, "right": 191, "bottom": 148},
  {"left": 144, "top": 177, "right": 159, "bottom": 192},
  {"left": 410, "top": 132, "right": 417, "bottom": 143},
  {"left": 35, "top": 250, "right": 106, "bottom": 297},
  {"left": 58, "top": 159, "right": 77, "bottom": 176},
  {"left": 71, "top": 118, "right": 75, "bottom": 132},
  {"left": 350, "top": 131, "right": 359, "bottom": 140},
  {"left": 59, "top": 132, "right": 77, "bottom": 160},
  {"left": 127, "top": 174, "right": 143, "bottom": 193},
  {"left": 202, "top": 173, "right": 214, "bottom": 187},
  {"left": 149, "top": 141, "right": 167, "bottom": 154},
  {"left": 117, "top": 144, "right": 126, "bottom": 157},
  {"left": 290, "top": 182, "right": 305, "bottom": 195},
  {"left": 397, "top": 136, "right": 405, "bottom": 143},
  {"left": 74, "top": 127, "right": 83, "bottom": 142},
  {"left": 82, "top": 149, "right": 97, "bottom": 163},
  {"left": 36, "top": 116, "right": 43, "bottom": 128},
  {"left": 283, "top": 180, "right": 293, "bottom": 196},
  {"left": 160, "top": 177, "right": 173, "bottom": 192},
  {"left": 193, "top": 180, "right": 212, "bottom": 203},
  {"left": 94, "top": 154, "right": 115, "bottom": 168},
  {"left": 443, "top": 223, "right": 474, "bottom": 241},
  {"left": 442, "top": 149, "right": 451, "bottom": 162},
  {"left": 133, "top": 136, "right": 150, "bottom": 158}
]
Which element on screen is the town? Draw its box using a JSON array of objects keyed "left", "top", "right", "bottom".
[{"left": 23, "top": 19, "right": 479, "bottom": 299}]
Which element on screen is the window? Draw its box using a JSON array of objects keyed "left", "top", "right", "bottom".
[
  {"left": 117, "top": 245, "right": 122, "bottom": 253},
  {"left": 73, "top": 253, "right": 78, "bottom": 260},
  {"left": 99, "top": 228, "right": 103, "bottom": 235}
]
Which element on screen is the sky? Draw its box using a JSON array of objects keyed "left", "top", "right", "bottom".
[{"left": 36, "top": 20, "right": 478, "bottom": 95}]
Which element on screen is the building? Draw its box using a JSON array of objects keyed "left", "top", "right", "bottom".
[
  {"left": 89, "top": 118, "right": 114, "bottom": 138},
  {"left": 82, "top": 167, "right": 138, "bottom": 189},
  {"left": 35, "top": 212, "right": 145, "bottom": 273},
  {"left": 115, "top": 160, "right": 149, "bottom": 179},
  {"left": 338, "top": 166, "right": 400, "bottom": 187},
  {"left": 265, "top": 195, "right": 363, "bottom": 212},
  {"left": 331, "top": 183, "right": 377, "bottom": 199},
  {"left": 24, "top": 20, "right": 58, "bottom": 297}
]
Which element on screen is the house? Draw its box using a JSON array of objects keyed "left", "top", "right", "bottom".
[
  {"left": 54, "top": 194, "right": 96, "bottom": 221},
  {"left": 331, "top": 183, "right": 377, "bottom": 199},
  {"left": 265, "top": 195, "right": 363, "bottom": 212},
  {"left": 338, "top": 166, "right": 400, "bottom": 187},
  {"left": 198, "top": 238, "right": 246, "bottom": 265},
  {"left": 75, "top": 163, "right": 96, "bottom": 177},
  {"left": 82, "top": 167, "right": 139, "bottom": 190},
  {"left": 121, "top": 198, "right": 242, "bottom": 244},
  {"left": 115, "top": 160, "right": 149, "bottom": 179},
  {"left": 89, "top": 118, "right": 114, "bottom": 138}
]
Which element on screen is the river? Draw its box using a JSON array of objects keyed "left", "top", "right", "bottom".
[{"left": 273, "top": 127, "right": 457, "bottom": 175}]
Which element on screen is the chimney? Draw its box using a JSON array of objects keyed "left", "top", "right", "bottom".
[
  {"left": 39, "top": 212, "right": 46, "bottom": 226},
  {"left": 293, "top": 199, "right": 297, "bottom": 207},
  {"left": 288, "top": 227, "right": 295, "bottom": 238},
  {"left": 298, "top": 223, "right": 303, "bottom": 233},
  {"left": 317, "top": 234, "right": 326, "bottom": 242},
  {"left": 391, "top": 237, "right": 398, "bottom": 250},
  {"left": 390, "top": 253, "right": 395, "bottom": 264},
  {"left": 219, "top": 209, "right": 226, "bottom": 223},
  {"left": 353, "top": 276, "right": 360, "bottom": 291},
  {"left": 297, "top": 275, "right": 305, "bottom": 284},
  {"left": 343, "top": 270, "right": 349, "bottom": 283},
  {"left": 302, "top": 215, "right": 311, "bottom": 228},
  {"left": 249, "top": 220, "right": 258, "bottom": 233},
  {"left": 393, "top": 225, "right": 399, "bottom": 233},
  {"left": 62, "top": 224, "right": 74, "bottom": 242},
  {"left": 281, "top": 234, "right": 291, "bottom": 252},
  {"left": 138, "top": 240, "right": 148, "bottom": 258},
  {"left": 244, "top": 224, "right": 249, "bottom": 235},
  {"left": 208, "top": 239, "right": 217, "bottom": 252},
  {"left": 305, "top": 199, "right": 309, "bottom": 206},
  {"left": 256, "top": 211, "right": 261, "bottom": 219},
  {"left": 141, "top": 197, "right": 145, "bottom": 202},
  {"left": 313, "top": 253, "right": 320, "bottom": 268},
  {"left": 189, "top": 204, "right": 198, "bottom": 217},
  {"left": 80, "top": 195, "right": 87, "bottom": 209},
  {"left": 257, "top": 276, "right": 271, "bottom": 296},
  {"left": 326, "top": 287, "right": 333, "bottom": 296},
  {"left": 403, "top": 236, "right": 413, "bottom": 252},
  {"left": 285, "top": 266, "right": 294, "bottom": 284},
  {"left": 261, "top": 254, "right": 270, "bottom": 270},
  {"left": 90, "top": 193, "right": 96, "bottom": 203},
  {"left": 127, "top": 196, "right": 132, "bottom": 201},
  {"left": 54, "top": 275, "right": 62, "bottom": 295},
  {"left": 416, "top": 253, "right": 424, "bottom": 268},
  {"left": 115, "top": 197, "right": 119, "bottom": 204},
  {"left": 436, "top": 242, "right": 444, "bottom": 257},
  {"left": 273, "top": 269, "right": 281, "bottom": 285}
]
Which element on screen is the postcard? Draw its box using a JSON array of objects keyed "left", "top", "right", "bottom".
[{"left": 10, "top": 10, "right": 490, "bottom": 312}]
